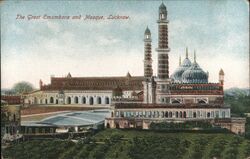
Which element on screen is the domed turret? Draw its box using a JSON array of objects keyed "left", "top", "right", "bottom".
[
  {"left": 159, "top": 2, "right": 167, "bottom": 12},
  {"left": 145, "top": 26, "right": 151, "bottom": 35},
  {"left": 158, "top": 2, "right": 167, "bottom": 21},
  {"left": 182, "top": 51, "right": 208, "bottom": 83},
  {"left": 144, "top": 26, "right": 151, "bottom": 41}
]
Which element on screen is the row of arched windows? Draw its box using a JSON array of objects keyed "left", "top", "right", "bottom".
[
  {"left": 65, "top": 96, "right": 110, "bottom": 105},
  {"left": 34, "top": 96, "right": 110, "bottom": 105}
]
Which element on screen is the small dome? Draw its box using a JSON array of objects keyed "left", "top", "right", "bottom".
[
  {"left": 145, "top": 26, "right": 151, "bottom": 35},
  {"left": 182, "top": 62, "right": 208, "bottom": 83}
]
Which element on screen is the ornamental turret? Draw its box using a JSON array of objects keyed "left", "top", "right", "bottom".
[
  {"left": 219, "top": 69, "right": 225, "bottom": 85},
  {"left": 39, "top": 79, "right": 43, "bottom": 89},
  {"left": 144, "top": 26, "right": 153, "bottom": 78},
  {"left": 156, "top": 2, "right": 170, "bottom": 79}
]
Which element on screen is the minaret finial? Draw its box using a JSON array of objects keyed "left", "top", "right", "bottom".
[
  {"left": 179, "top": 56, "right": 181, "bottom": 66},
  {"left": 194, "top": 49, "right": 196, "bottom": 63},
  {"left": 186, "top": 47, "right": 188, "bottom": 58}
]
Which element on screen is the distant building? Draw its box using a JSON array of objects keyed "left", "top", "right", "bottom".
[{"left": 1, "top": 95, "right": 22, "bottom": 105}]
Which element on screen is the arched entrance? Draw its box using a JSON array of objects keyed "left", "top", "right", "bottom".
[
  {"left": 105, "top": 97, "right": 109, "bottom": 104},
  {"left": 115, "top": 123, "right": 120, "bottom": 128},
  {"left": 106, "top": 123, "right": 110, "bottom": 128},
  {"left": 74, "top": 96, "right": 79, "bottom": 104},
  {"left": 67, "top": 97, "right": 71, "bottom": 104},
  {"left": 193, "top": 112, "right": 197, "bottom": 118},
  {"left": 180, "top": 112, "right": 183, "bottom": 118},
  {"left": 169, "top": 112, "right": 172, "bottom": 118},
  {"left": 97, "top": 97, "right": 101, "bottom": 104},
  {"left": 50, "top": 97, "right": 54, "bottom": 104},
  {"left": 207, "top": 112, "right": 211, "bottom": 118},
  {"left": 89, "top": 97, "right": 94, "bottom": 105},
  {"left": 184, "top": 111, "right": 187, "bottom": 118},
  {"left": 176, "top": 112, "right": 179, "bottom": 118},
  {"left": 82, "top": 97, "right": 86, "bottom": 104},
  {"left": 165, "top": 111, "right": 168, "bottom": 118},
  {"left": 34, "top": 97, "right": 38, "bottom": 104}
]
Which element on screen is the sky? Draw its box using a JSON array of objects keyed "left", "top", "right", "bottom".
[{"left": 1, "top": 0, "right": 249, "bottom": 89}]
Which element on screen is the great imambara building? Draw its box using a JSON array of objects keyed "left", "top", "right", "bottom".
[{"left": 26, "top": 3, "right": 245, "bottom": 134}]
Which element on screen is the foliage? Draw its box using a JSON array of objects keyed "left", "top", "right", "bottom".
[
  {"left": 224, "top": 95, "right": 250, "bottom": 117},
  {"left": 12, "top": 81, "right": 34, "bottom": 94},
  {"left": 3, "top": 129, "right": 250, "bottom": 159},
  {"left": 245, "top": 117, "right": 250, "bottom": 139}
]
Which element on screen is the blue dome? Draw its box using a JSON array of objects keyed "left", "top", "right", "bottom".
[
  {"left": 170, "top": 57, "right": 192, "bottom": 83},
  {"left": 182, "top": 62, "right": 208, "bottom": 83}
]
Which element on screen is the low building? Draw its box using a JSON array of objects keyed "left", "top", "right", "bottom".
[{"left": 25, "top": 73, "right": 143, "bottom": 106}]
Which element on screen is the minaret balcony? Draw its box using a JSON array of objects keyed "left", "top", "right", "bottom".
[
  {"left": 157, "top": 20, "right": 169, "bottom": 24},
  {"left": 156, "top": 48, "right": 170, "bottom": 52}
]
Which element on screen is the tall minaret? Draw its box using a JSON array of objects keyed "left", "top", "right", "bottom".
[
  {"left": 156, "top": 2, "right": 170, "bottom": 79},
  {"left": 144, "top": 26, "right": 153, "bottom": 78}
]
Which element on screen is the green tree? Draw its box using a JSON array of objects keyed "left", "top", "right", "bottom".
[{"left": 12, "top": 81, "right": 34, "bottom": 94}]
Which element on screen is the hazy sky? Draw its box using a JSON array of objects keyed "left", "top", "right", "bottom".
[{"left": 1, "top": 0, "right": 249, "bottom": 89}]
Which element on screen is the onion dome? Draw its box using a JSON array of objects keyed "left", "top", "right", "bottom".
[
  {"left": 182, "top": 51, "right": 208, "bottom": 83},
  {"left": 170, "top": 48, "right": 192, "bottom": 83}
]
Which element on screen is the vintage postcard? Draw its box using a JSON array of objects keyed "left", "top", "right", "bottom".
[{"left": 1, "top": 1, "right": 249, "bottom": 159}]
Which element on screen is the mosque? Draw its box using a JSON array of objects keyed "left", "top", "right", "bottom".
[
  {"left": 104, "top": 3, "right": 246, "bottom": 134},
  {"left": 26, "top": 3, "right": 245, "bottom": 134}
]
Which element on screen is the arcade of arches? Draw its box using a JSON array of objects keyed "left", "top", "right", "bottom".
[{"left": 111, "top": 109, "right": 230, "bottom": 119}]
